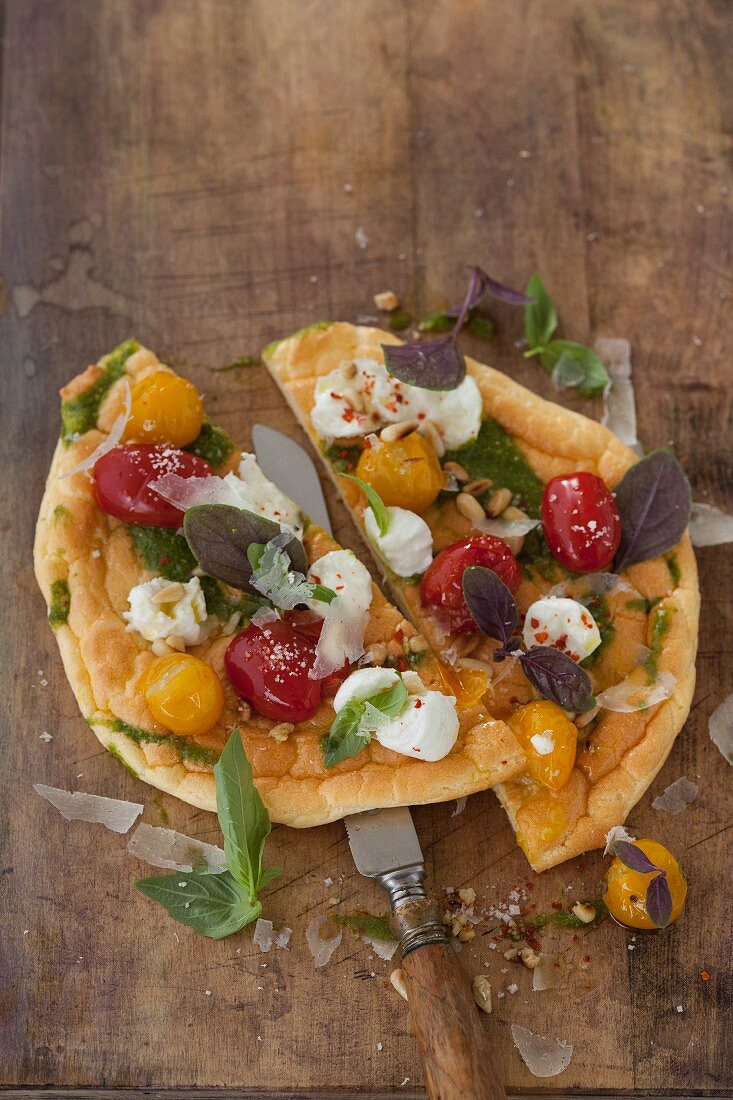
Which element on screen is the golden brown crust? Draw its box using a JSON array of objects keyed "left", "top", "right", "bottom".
[
  {"left": 263, "top": 322, "right": 700, "bottom": 868},
  {"left": 34, "top": 345, "right": 526, "bottom": 827}
]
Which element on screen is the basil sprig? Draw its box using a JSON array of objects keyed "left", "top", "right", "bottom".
[
  {"left": 462, "top": 566, "right": 595, "bottom": 712},
  {"left": 136, "top": 730, "right": 281, "bottom": 939},
  {"left": 324, "top": 678, "right": 408, "bottom": 767},
  {"left": 523, "top": 274, "right": 610, "bottom": 397},
  {"left": 343, "top": 474, "right": 391, "bottom": 537},
  {"left": 607, "top": 837, "right": 674, "bottom": 928}
]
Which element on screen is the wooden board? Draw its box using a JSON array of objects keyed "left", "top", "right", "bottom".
[{"left": 1, "top": 0, "right": 732, "bottom": 1093}]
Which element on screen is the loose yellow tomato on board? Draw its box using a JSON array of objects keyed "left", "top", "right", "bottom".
[
  {"left": 509, "top": 700, "right": 578, "bottom": 791},
  {"left": 604, "top": 839, "right": 687, "bottom": 930},
  {"left": 124, "top": 370, "right": 205, "bottom": 448},
  {"left": 144, "top": 653, "right": 224, "bottom": 736},
  {"left": 355, "top": 431, "right": 444, "bottom": 512}
]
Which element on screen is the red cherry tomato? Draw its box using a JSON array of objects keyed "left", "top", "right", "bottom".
[
  {"left": 225, "top": 620, "right": 322, "bottom": 723},
  {"left": 93, "top": 444, "right": 213, "bottom": 527},
  {"left": 541, "top": 472, "right": 621, "bottom": 573},
  {"left": 419, "top": 534, "right": 522, "bottom": 634}
]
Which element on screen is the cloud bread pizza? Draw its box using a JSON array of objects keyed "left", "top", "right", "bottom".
[
  {"left": 263, "top": 320, "right": 700, "bottom": 869},
  {"left": 34, "top": 341, "right": 527, "bottom": 828}
]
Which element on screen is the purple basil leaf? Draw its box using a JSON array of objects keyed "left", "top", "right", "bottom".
[
  {"left": 645, "top": 872, "right": 673, "bottom": 928},
  {"left": 447, "top": 266, "right": 534, "bottom": 318},
  {"left": 519, "top": 646, "right": 596, "bottom": 712},
  {"left": 183, "top": 504, "right": 307, "bottom": 593},
  {"left": 462, "top": 566, "right": 518, "bottom": 647},
  {"left": 614, "top": 450, "right": 691, "bottom": 572},
  {"left": 382, "top": 334, "right": 466, "bottom": 391},
  {"left": 611, "top": 840, "right": 662, "bottom": 875}
]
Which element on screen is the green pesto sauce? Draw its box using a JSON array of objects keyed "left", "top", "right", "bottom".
[
  {"left": 388, "top": 310, "right": 412, "bottom": 332},
  {"left": 262, "top": 321, "right": 335, "bottom": 360},
  {"left": 518, "top": 527, "right": 568, "bottom": 583},
  {"left": 151, "top": 792, "right": 170, "bottom": 825},
  {"left": 524, "top": 897, "right": 609, "bottom": 933},
  {"left": 417, "top": 311, "right": 454, "bottom": 334},
  {"left": 199, "top": 575, "right": 264, "bottom": 621},
  {"left": 107, "top": 743, "right": 139, "bottom": 778},
  {"left": 52, "top": 504, "right": 70, "bottom": 525},
  {"left": 666, "top": 553, "right": 681, "bottom": 587},
  {"left": 626, "top": 595, "right": 662, "bottom": 615},
  {"left": 185, "top": 420, "right": 234, "bottom": 469},
  {"left": 48, "top": 579, "right": 70, "bottom": 626},
  {"left": 323, "top": 441, "right": 363, "bottom": 474},
  {"left": 126, "top": 524, "right": 197, "bottom": 582},
  {"left": 209, "top": 355, "right": 262, "bottom": 372},
  {"left": 443, "top": 417, "right": 544, "bottom": 517},
  {"left": 60, "top": 339, "right": 139, "bottom": 442},
  {"left": 580, "top": 594, "right": 614, "bottom": 670},
  {"left": 331, "top": 910, "right": 395, "bottom": 941},
  {"left": 644, "top": 605, "right": 673, "bottom": 682},
  {"left": 102, "top": 717, "right": 219, "bottom": 766},
  {"left": 464, "top": 313, "right": 494, "bottom": 340}
]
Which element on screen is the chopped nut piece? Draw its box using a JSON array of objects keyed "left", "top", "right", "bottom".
[
  {"left": 269, "top": 722, "right": 294, "bottom": 743},
  {"left": 456, "top": 492, "right": 486, "bottom": 523},
  {"left": 374, "top": 290, "right": 400, "bottom": 312},
  {"left": 408, "top": 634, "right": 429, "bottom": 654},
  {"left": 166, "top": 634, "right": 186, "bottom": 652},
  {"left": 380, "top": 419, "right": 419, "bottom": 442},
  {"left": 443, "top": 460, "right": 469, "bottom": 483},
  {"left": 486, "top": 487, "right": 514, "bottom": 516},
  {"left": 472, "top": 975, "right": 492, "bottom": 1013},
  {"left": 458, "top": 887, "right": 476, "bottom": 905},
  {"left": 501, "top": 505, "right": 531, "bottom": 553},
  {"left": 366, "top": 642, "right": 388, "bottom": 664},
  {"left": 342, "top": 360, "right": 357, "bottom": 379},
  {"left": 237, "top": 700, "right": 252, "bottom": 721},
  {"left": 458, "top": 927, "right": 475, "bottom": 943},
  {"left": 151, "top": 639, "right": 170, "bottom": 657},
  {"left": 150, "top": 582, "right": 186, "bottom": 605},
  {"left": 520, "top": 947, "right": 541, "bottom": 969},
  {"left": 419, "top": 419, "right": 445, "bottom": 458},
  {"left": 464, "top": 478, "right": 493, "bottom": 497},
  {"left": 571, "top": 902, "right": 597, "bottom": 924},
  {"left": 503, "top": 946, "right": 520, "bottom": 961},
  {"left": 390, "top": 968, "right": 408, "bottom": 1001}
]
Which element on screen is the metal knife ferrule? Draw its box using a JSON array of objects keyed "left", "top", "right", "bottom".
[{"left": 375, "top": 865, "right": 449, "bottom": 956}]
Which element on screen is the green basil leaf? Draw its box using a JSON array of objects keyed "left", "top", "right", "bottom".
[
  {"left": 369, "top": 677, "right": 408, "bottom": 717},
  {"left": 524, "top": 274, "right": 557, "bottom": 350},
  {"left": 135, "top": 870, "right": 260, "bottom": 940},
  {"left": 324, "top": 700, "right": 370, "bottom": 767},
  {"left": 343, "top": 474, "right": 390, "bottom": 537},
  {"left": 183, "top": 505, "right": 307, "bottom": 592},
  {"left": 309, "top": 584, "right": 338, "bottom": 604},
  {"left": 259, "top": 866, "right": 284, "bottom": 890},
  {"left": 214, "top": 730, "right": 278, "bottom": 899},
  {"left": 417, "top": 310, "right": 455, "bottom": 334},
  {"left": 247, "top": 542, "right": 266, "bottom": 571},
  {"left": 539, "top": 340, "right": 610, "bottom": 397}
]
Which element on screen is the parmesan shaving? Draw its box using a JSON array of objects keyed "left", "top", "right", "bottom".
[
  {"left": 596, "top": 670, "right": 676, "bottom": 712},
  {"left": 532, "top": 953, "right": 568, "bottom": 992},
  {"left": 34, "top": 783, "right": 142, "bottom": 833},
  {"left": 306, "top": 913, "right": 343, "bottom": 968},
  {"left": 451, "top": 797, "right": 467, "bottom": 817},
  {"left": 363, "top": 935, "right": 399, "bottom": 961},
  {"left": 59, "top": 379, "right": 132, "bottom": 480},
  {"left": 477, "top": 516, "right": 540, "bottom": 539},
  {"left": 126, "top": 823, "right": 226, "bottom": 871},
  {"left": 596, "top": 337, "right": 642, "bottom": 453},
  {"left": 709, "top": 693, "right": 733, "bottom": 764},
  {"left": 251, "top": 606, "right": 280, "bottom": 629},
  {"left": 689, "top": 502, "right": 733, "bottom": 547},
  {"left": 550, "top": 354, "right": 587, "bottom": 390},
  {"left": 651, "top": 776, "right": 699, "bottom": 814},
  {"left": 252, "top": 919, "right": 291, "bottom": 952},
  {"left": 149, "top": 472, "right": 242, "bottom": 510},
  {"left": 511, "top": 1024, "right": 573, "bottom": 1078}
]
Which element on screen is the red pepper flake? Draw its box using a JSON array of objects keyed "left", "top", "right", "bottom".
[
  {"left": 535, "top": 630, "right": 549, "bottom": 643},
  {"left": 414, "top": 699, "right": 423, "bottom": 709},
  {"left": 551, "top": 902, "right": 563, "bottom": 912},
  {"left": 160, "top": 556, "right": 169, "bottom": 565},
  {"left": 700, "top": 970, "right": 710, "bottom": 981}
]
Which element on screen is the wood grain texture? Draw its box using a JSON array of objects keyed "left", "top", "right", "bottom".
[{"left": 1, "top": 0, "right": 731, "bottom": 1094}]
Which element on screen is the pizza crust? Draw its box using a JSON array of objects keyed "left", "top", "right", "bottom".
[
  {"left": 263, "top": 322, "right": 700, "bottom": 868},
  {"left": 34, "top": 346, "right": 526, "bottom": 828}
]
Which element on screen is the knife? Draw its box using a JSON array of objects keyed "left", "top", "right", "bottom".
[
  {"left": 346, "top": 808, "right": 505, "bottom": 1100},
  {"left": 252, "top": 426, "right": 506, "bottom": 1098},
  {"left": 251, "top": 423, "right": 333, "bottom": 534}
]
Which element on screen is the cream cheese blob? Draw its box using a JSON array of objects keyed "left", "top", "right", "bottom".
[
  {"left": 363, "top": 505, "right": 433, "bottom": 577},
  {"left": 123, "top": 576, "right": 208, "bottom": 646},
  {"left": 312, "top": 358, "right": 482, "bottom": 449},
  {"left": 223, "top": 454, "right": 304, "bottom": 536},
  {"left": 522, "top": 596, "right": 601, "bottom": 663},
  {"left": 333, "top": 667, "right": 459, "bottom": 762}
]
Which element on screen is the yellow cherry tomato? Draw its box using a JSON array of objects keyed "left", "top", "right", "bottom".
[
  {"left": 509, "top": 700, "right": 578, "bottom": 792},
  {"left": 124, "top": 370, "right": 205, "bottom": 447},
  {"left": 144, "top": 653, "right": 224, "bottom": 736},
  {"left": 355, "top": 431, "right": 444, "bottom": 512},
  {"left": 436, "top": 662, "right": 487, "bottom": 710},
  {"left": 604, "top": 838, "right": 687, "bottom": 930}
]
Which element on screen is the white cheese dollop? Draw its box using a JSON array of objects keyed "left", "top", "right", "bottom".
[
  {"left": 333, "top": 667, "right": 459, "bottom": 762},
  {"left": 123, "top": 576, "right": 208, "bottom": 646},
  {"left": 312, "top": 358, "right": 482, "bottom": 449},
  {"left": 364, "top": 506, "right": 433, "bottom": 577},
  {"left": 522, "top": 596, "right": 601, "bottom": 663},
  {"left": 222, "top": 453, "right": 304, "bottom": 536},
  {"left": 306, "top": 550, "right": 373, "bottom": 678}
]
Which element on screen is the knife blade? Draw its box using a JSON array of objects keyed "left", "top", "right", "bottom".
[
  {"left": 251, "top": 423, "right": 332, "bottom": 534},
  {"left": 346, "top": 806, "right": 506, "bottom": 1100}
]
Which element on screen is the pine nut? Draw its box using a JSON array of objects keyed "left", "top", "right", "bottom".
[
  {"left": 499, "top": 504, "right": 530, "bottom": 554},
  {"left": 238, "top": 700, "right": 252, "bottom": 721},
  {"left": 408, "top": 634, "right": 428, "bottom": 654},
  {"left": 374, "top": 290, "right": 400, "bottom": 312},
  {"left": 503, "top": 946, "right": 520, "bottom": 960},
  {"left": 166, "top": 634, "right": 186, "bottom": 652},
  {"left": 366, "top": 642, "right": 388, "bottom": 664},
  {"left": 456, "top": 492, "right": 487, "bottom": 523},
  {"left": 486, "top": 487, "right": 513, "bottom": 516},
  {"left": 269, "top": 722, "right": 294, "bottom": 743},
  {"left": 520, "top": 947, "right": 541, "bottom": 969},
  {"left": 443, "top": 460, "right": 469, "bottom": 482},
  {"left": 458, "top": 926, "right": 475, "bottom": 943},
  {"left": 571, "top": 902, "right": 597, "bottom": 924},
  {"left": 419, "top": 419, "right": 445, "bottom": 457},
  {"left": 150, "top": 582, "right": 185, "bottom": 605},
  {"left": 380, "top": 420, "right": 419, "bottom": 442},
  {"left": 464, "top": 478, "right": 493, "bottom": 496},
  {"left": 472, "top": 975, "right": 492, "bottom": 1013},
  {"left": 390, "top": 968, "right": 408, "bottom": 1001},
  {"left": 151, "top": 639, "right": 170, "bottom": 657}
]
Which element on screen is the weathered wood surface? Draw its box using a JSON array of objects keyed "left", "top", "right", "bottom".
[{"left": 1, "top": 0, "right": 731, "bottom": 1094}]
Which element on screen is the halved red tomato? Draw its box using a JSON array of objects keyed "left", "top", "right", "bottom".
[
  {"left": 420, "top": 534, "right": 522, "bottom": 634},
  {"left": 542, "top": 473, "right": 621, "bottom": 573},
  {"left": 225, "top": 620, "right": 322, "bottom": 723},
  {"left": 93, "top": 444, "right": 213, "bottom": 527}
]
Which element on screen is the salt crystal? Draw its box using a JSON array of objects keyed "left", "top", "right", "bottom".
[
  {"left": 652, "top": 776, "right": 699, "bottom": 814},
  {"left": 323, "top": 876, "right": 333, "bottom": 887},
  {"left": 689, "top": 502, "right": 733, "bottom": 547},
  {"left": 34, "top": 784, "right": 142, "bottom": 833},
  {"left": 507, "top": 983, "right": 519, "bottom": 994},
  {"left": 39, "top": 732, "right": 53, "bottom": 743},
  {"left": 305, "top": 913, "right": 342, "bottom": 967},
  {"left": 709, "top": 693, "right": 733, "bottom": 764},
  {"left": 127, "top": 823, "right": 226, "bottom": 872},
  {"left": 676, "top": 1005, "right": 684, "bottom": 1013},
  {"left": 355, "top": 226, "right": 369, "bottom": 250},
  {"left": 376, "top": 1042, "right": 383, "bottom": 1051},
  {"left": 512, "top": 1024, "right": 573, "bottom": 1078}
]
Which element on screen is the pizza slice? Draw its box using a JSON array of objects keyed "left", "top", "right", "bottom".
[
  {"left": 263, "top": 321, "right": 700, "bottom": 868},
  {"left": 35, "top": 341, "right": 526, "bottom": 827}
]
